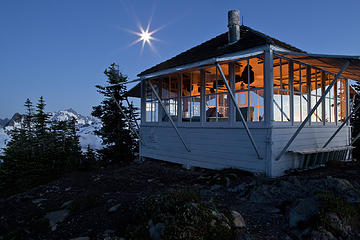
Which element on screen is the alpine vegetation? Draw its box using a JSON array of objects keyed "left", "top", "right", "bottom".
[{"left": 0, "top": 97, "right": 83, "bottom": 196}]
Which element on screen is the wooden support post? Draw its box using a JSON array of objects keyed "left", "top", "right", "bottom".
[
  {"left": 289, "top": 61, "right": 294, "bottom": 125},
  {"left": 307, "top": 66, "right": 311, "bottom": 125},
  {"left": 200, "top": 70, "right": 206, "bottom": 124}
]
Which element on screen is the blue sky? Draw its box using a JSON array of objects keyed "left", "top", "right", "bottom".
[{"left": 1, "top": 0, "right": 360, "bottom": 118}]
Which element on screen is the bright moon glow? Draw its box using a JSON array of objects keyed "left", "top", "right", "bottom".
[
  {"left": 125, "top": 19, "right": 163, "bottom": 55},
  {"left": 140, "top": 30, "right": 151, "bottom": 43}
]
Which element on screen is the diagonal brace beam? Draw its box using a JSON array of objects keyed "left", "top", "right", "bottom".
[
  {"left": 276, "top": 60, "right": 350, "bottom": 160},
  {"left": 216, "top": 63, "right": 263, "bottom": 159},
  {"left": 111, "top": 93, "right": 145, "bottom": 146},
  {"left": 323, "top": 96, "right": 360, "bottom": 148},
  {"left": 148, "top": 80, "right": 191, "bottom": 152}
]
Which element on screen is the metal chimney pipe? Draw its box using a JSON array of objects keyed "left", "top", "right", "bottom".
[{"left": 228, "top": 10, "right": 240, "bottom": 44}]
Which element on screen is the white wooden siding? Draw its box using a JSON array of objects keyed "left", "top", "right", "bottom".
[
  {"left": 140, "top": 126, "right": 268, "bottom": 173},
  {"left": 271, "top": 125, "right": 350, "bottom": 176},
  {"left": 140, "top": 125, "right": 350, "bottom": 177}
]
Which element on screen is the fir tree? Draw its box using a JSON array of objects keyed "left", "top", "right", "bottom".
[
  {"left": 351, "top": 81, "right": 360, "bottom": 159},
  {"left": 34, "top": 96, "right": 50, "bottom": 137},
  {"left": 92, "top": 63, "right": 138, "bottom": 164},
  {"left": 0, "top": 97, "right": 83, "bottom": 196}
]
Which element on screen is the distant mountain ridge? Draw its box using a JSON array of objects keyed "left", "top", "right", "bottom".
[
  {"left": 0, "top": 118, "right": 10, "bottom": 128},
  {"left": 49, "top": 108, "right": 98, "bottom": 126},
  {"left": 0, "top": 109, "right": 102, "bottom": 154}
]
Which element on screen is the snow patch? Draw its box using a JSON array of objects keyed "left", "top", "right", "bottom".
[
  {"left": 0, "top": 109, "right": 103, "bottom": 155},
  {"left": 0, "top": 128, "right": 10, "bottom": 155}
]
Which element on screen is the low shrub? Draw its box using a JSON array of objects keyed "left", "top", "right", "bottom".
[{"left": 126, "top": 190, "right": 237, "bottom": 240}]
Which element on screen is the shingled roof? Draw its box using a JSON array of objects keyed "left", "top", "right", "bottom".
[{"left": 138, "top": 25, "right": 305, "bottom": 77}]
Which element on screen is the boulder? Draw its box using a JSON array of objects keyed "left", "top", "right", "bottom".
[
  {"left": 44, "top": 209, "right": 70, "bottom": 231},
  {"left": 310, "top": 227, "right": 337, "bottom": 240},
  {"left": 60, "top": 200, "right": 73, "bottom": 209},
  {"left": 148, "top": 219, "right": 165, "bottom": 240},
  {"left": 231, "top": 210, "right": 246, "bottom": 228},
  {"left": 108, "top": 204, "right": 121, "bottom": 213}
]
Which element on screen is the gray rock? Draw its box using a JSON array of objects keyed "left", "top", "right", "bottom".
[
  {"left": 32, "top": 198, "right": 47, "bottom": 207},
  {"left": 310, "top": 227, "right": 336, "bottom": 240},
  {"left": 44, "top": 209, "right": 70, "bottom": 231},
  {"left": 148, "top": 219, "right": 165, "bottom": 240},
  {"left": 69, "top": 237, "right": 89, "bottom": 240},
  {"left": 289, "top": 198, "right": 320, "bottom": 228},
  {"left": 232, "top": 210, "right": 246, "bottom": 228},
  {"left": 60, "top": 200, "right": 73, "bottom": 209},
  {"left": 108, "top": 204, "right": 121, "bottom": 213}
]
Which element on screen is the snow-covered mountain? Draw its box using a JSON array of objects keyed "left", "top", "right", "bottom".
[
  {"left": 49, "top": 108, "right": 98, "bottom": 126},
  {"left": 0, "top": 109, "right": 103, "bottom": 154}
]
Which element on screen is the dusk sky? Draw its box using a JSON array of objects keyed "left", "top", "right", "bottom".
[{"left": 1, "top": 0, "right": 360, "bottom": 118}]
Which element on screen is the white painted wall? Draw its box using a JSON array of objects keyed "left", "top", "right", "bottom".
[
  {"left": 140, "top": 125, "right": 268, "bottom": 173},
  {"left": 139, "top": 124, "right": 350, "bottom": 177},
  {"left": 270, "top": 124, "right": 350, "bottom": 176}
]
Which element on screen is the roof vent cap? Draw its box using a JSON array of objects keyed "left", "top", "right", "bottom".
[{"left": 228, "top": 10, "right": 241, "bottom": 44}]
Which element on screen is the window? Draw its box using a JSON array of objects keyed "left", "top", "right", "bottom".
[
  {"left": 337, "top": 79, "right": 346, "bottom": 122},
  {"left": 323, "top": 73, "right": 337, "bottom": 123},
  {"left": 205, "top": 65, "right": 229, "bottom": 122},
  {"left": 293, "top": 63, "right": 308, "bottom": 122},
  {"left": 310, "top": 69, "right": 323, "bottom": 123},
  {"left": 161, "top": 75, "right": 179, "bottom": 122},
  {"left": 273, "top": 56, "right": 347, "bottom": 125},
  {"left": 273, "top": 57, "right": 291, "bottom": 122},
  {"left": 145, "top": 80, "right": 159, "bottom": 122},
  {"left": 235, "top": 56, "right": 264, "bottom": 122},
  {"left": 182, "top": 71, "right": 201, "bottom": 122}
]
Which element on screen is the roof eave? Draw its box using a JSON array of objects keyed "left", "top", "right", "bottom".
[{"left": 138, "top": 44, "right": 269, "bottom": 79}]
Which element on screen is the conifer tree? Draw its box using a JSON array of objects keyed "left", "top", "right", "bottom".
[
  {"left": 34, "top": 96, "right": 50, "bottom": 137},
  {"left": 92, "top": 63, "right": 138, "bottom": 164},
  {"left": 351, "top": 81, "right": 360, "bottom": 159},
  {"left": 0, "top": 97, "right": 83, "bottom": 196}
]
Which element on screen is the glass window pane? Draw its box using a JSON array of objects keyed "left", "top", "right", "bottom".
[
  {"left": 249, "top": 56, "right": 264, "bottom": 89},
  {"left": 182, "top": 96, "right": 192, "bottom": 122},
  {"left": 145, "top": 101, "right": 158, "bottom": 122},
  {"left": 273, "top": 90, "right": 282, "bottom": 121},
  {"left": 217, "top": 94, "right": 229, "bottom": 121},
  {"left": 206, "top": 94, "right": 217, "bottom": 122},
  {"left": 192, "top": 96, "right": 201, "bottom": 122},
  {"left": 205, "top": 66, "right": 217, "bottom": 94},
  {"left": 182, "top": 73, "right": 191, "bottom": 96},
  {"left": 191, "top": 71, "right": 201, "bottom": 96},
  {"left": 170, "top": 75, "right": 179, "bottom": 98},
  {"left": 234, "top": 59, "right": 249, "bottom": 91},
  {"left": 250, "top": 89, "right": 264, "bottom": 121},
  {"left": 162, "top": 76, "right": 170, "bottom": 99},
  {"left": 283, "top": 91, "right": 291, "bottom": 121},
  {"left": 162, "top": 98, "right": 178, "bottom": 122},
  {"left": 217, "top": 64, "right": 229, "bottom": 93},
  {"left": 337, "top": 79, "right": 346, "bottom": 122}
]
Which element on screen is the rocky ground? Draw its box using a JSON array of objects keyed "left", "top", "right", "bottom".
[{"left": 1, "top": 159, "right": 360, "bottom": 240}]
